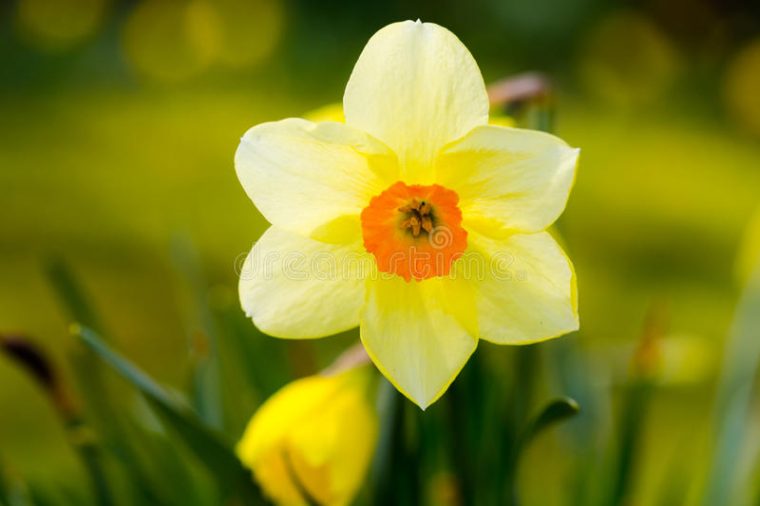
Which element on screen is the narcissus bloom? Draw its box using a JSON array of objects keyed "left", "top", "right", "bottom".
[
  {"left": 237, "top": 365, "right": 378, "bottom": 506},
  {"left": 236, "top": 20, "right": 579, "bottom": 408}
]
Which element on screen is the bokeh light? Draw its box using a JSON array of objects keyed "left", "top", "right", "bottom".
[
  {"left": 15, "top": 0, "right": 109, "bottom": 50},
  {"left": 579, "top": 11, "right": 680, "bottom": 106},
  {"left": 212, "top": 0, "right": 284, "bottom": 69},
  {"left": 122, "top": 0, "right": 221, "bottom": 83},
  {"left": 724, "top": 38, "right": 760, "bottom": 137}
]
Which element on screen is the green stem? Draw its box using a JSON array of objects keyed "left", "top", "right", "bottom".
[{"left": 609, "top": 380, "right": 652, "bottom": 506}]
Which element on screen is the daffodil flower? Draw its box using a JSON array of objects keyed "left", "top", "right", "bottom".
[
  {"left": 237, "top": 365, "right": 378, "bottom": 506},
  {"left": 236, "top": 20, "right": 579, "bottom": 408}
]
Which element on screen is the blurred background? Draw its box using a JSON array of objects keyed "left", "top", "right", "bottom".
[{"left": 2, "top": 0, "right": 760, "bottom": 504}]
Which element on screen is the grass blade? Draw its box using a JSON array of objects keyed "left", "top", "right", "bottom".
[
  {"left": 0, "top": 335, "right": 114, "bottom": 506},
  {"left": 170, "top": 235, "right": 224, "bottom": 431},
  {"left": 703, "top": 265, "right": 760, "bottom": 505},
  {"left": 45, "top": 259, "right": 104, "bottom": 333},
  {"left": 72, "top": 325, "right": 270, "bottom": 505},
  {"left": 46, "top": 259, "right": 179, "bottom": 504},
  {"left": 0, "top": 459, "right": 8, "bottom": 506},
  {"left": 504, "top": 396, "right": 580, "bottom": 506},
  {"left": 522, "top": 397, "right": 581, "bottom": 446}
]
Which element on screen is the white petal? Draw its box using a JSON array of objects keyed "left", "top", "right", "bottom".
[
  {"left": 344, "top": 21, "right": 489, "bottom": 182},
  {"left": 235, "top": 118, "right": 398, "bottom": 239},
  {"left": 239, "top": 227, "right": 372, "bottom": 338},
  {"left": 437, "top": 125, "right": 579, "bottom": 233}
]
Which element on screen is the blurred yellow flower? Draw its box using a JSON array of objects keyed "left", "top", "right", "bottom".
[
  {"left": 237, "top": 365, "right": 378, "bottom": 506},
  {"left": 236, "top": 21, "right": 579, "bottom": 408}
]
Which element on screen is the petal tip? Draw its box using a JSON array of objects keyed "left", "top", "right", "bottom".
[{"left": 360, "top": 326, "right": 476, "bottom": 410}]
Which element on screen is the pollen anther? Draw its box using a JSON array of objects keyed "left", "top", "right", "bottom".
[{"left": 399, "top": 199, "right": 434, "bottom": 237}]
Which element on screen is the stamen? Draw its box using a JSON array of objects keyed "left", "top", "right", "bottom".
[
  {"left": 421, "top": 216, "right": 433, "bottom": 233},
  {"left": 399, "top": 199, "right": 432, "bottom": 237},
  {"left": 409, "top": 216, "right": 421, "bottom": 236}
]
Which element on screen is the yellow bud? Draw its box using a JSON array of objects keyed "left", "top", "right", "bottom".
[{"left": 236, "top": 365, "right": 378, "bottom": 506}]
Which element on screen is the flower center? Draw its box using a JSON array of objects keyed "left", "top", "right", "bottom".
[
  {"left": 398, "top": 198, "right": 434, "bottom": 237},
  {"left": 360, "top": 181, "right": 467, "bottom": 282}
]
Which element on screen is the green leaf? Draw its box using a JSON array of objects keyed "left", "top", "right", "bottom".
[
  {"left": 0, "top": 460, "right": 8, "bottom": 506},
  {"left": 522, "top": 397, "right": 581, "bottom": 446},
  {"left": 72, "top": 325, "right": 270, "bottom": 505},
  {"left": 504, "top": 396, "right": 581, "bottom": 506},
  {"left": 47, "top": 258, "right": 217, "bottom": 504},
  {"left": 0, "top": 469, "right": 34, "bottom": 506},
  {"left": 703, "top": 265, "right": 760, "bottom": 505},
  {"left": 544, "top": 337, "right": 606, "bottom": 506},
  {"left": 170, "top": 235, "right": 224, "bottom": 431},
  {"left": 370, "top": 383, "right": 421, "bottom": 506},
  {"left": 367, "top": 380, "right": 399, "bottom": 505},
  {"left": 67, "top": 348, "right": 170, "bottom": 506},
  {"left": 0, "top": 335, "right": 114, "bottom": 506},
  {"left": 45, "top": 259, "right": 105, "bottom": 333}
]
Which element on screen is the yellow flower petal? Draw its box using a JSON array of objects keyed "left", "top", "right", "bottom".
[
  {"left": 360, "top": 276, "right": 477, "bottom": 409},
  {"left": 467, "top": 230, "right": 578, "bottom": 344},
  {"left": 237, "top": 366, "right": 378, "bottom": 506},
  {"left": 236, "top": 118, "right": 398, "bottom": 239},
  {"left": 288, "top": 374, "right": 377, "bottom": 504},
  {"left": 239, "top": 377, "right": 336, "bottom": 505},
  {"left": 239, "top": 227, "right": 372, "bottom": 338},
  {"left": 343, "top": 20, "right": 489, "bottom": 182},
  {"left": 436, "top": 125, "right": 579, "bottom": 234}
]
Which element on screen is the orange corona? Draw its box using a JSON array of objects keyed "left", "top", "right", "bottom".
[{"left": 360, "top": 181, "right": 467, "bottom": 281}]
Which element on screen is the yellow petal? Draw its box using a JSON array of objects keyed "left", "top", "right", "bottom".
[
  {"left": 238, "top": 376, "right": 337, "bottom": 505},
  {"left": 343, "top": 20, "right": 489, "bottom": 182},
  {"left": 360, "top": 276, "right": 477, "bottom": 409},
  {"left": 288, "top": 369, "right": 377, "bottom": 504},
  {"left": 237, "top": 366, "right": 378, "bottom": 506},
  {"left": 239, "top": 227, "right": 372, "bottom": 338},
  {"left": 467, "top": 230, "right": 578, "bottom": 344},
  {"left": 236, "top": 118, "right": 398, "bottom": 239},
  {"left": 436, "top": 125, "right": 579, "bottom": 234}
]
